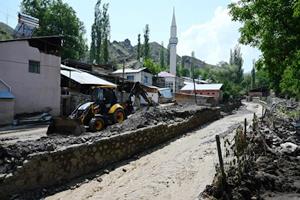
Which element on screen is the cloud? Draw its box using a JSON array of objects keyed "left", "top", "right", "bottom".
[{"left": 177, "top": 6, "right": 260, "bottom": 72}]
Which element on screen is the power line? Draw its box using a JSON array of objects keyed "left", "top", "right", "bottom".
[
  {"left": 0, "top": 59, "right": 59, "bottom": 69},
  {"left": 0, "top": 9, "right": 17, "bottom": 19}
]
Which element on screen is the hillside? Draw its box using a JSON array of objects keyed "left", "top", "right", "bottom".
[
  {"left": 0, "top": 22, "right": 13, "bottom": 40},
  {"left": 109, "top": 39, "right": 216, "bottom": 70}
]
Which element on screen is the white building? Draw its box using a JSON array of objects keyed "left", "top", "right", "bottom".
[
  {"left": 155, "top": 71, "right": 184, "bottom": 93},
  {"left": 0, "top": 36, "right": 61, "bottom": 119},
  {"left": 112, "top": 67, "right": 153, "bottom": 86}
]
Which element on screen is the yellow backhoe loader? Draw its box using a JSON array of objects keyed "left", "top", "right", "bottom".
[{"left": 47, "top": 82, "right": 153, "bottom": 135}]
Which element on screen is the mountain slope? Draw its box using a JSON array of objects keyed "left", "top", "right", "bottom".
[
  {"left": 0, "top": 22, "right": 13, "bottom": 40},
  {"left": 109, "top": 39, "right": 216, "bottom": 70}
]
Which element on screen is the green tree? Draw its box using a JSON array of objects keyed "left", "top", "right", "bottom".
[
  {"left": 137, "top": 33, "right": 141, "bottom": 60},
  {"left": 229, "top": 0, "right": 300, "bottom": 95},
  {"left": 160, "top": 41, "right": 165, "bottom": 69},
  {"left": 101, "top": 3, "right": 110, "bottom": 63},
  {"left": 143, "top": 24, "right": 150, "bottom": 59},
  {"left": 256, "top": 67, "right": 270, "bottom": 89},
  {"left": 21, "top": 0, "right": 88, "bottom": 60},
  {"left": 90, "top": 0, "right": 102, "bottom": 63},
  {"left": 143, "top": 58, "right": 161, "bottom": 74},
  {"left": 90, "top": 0, "right": 110, "bottom": 64},
  {"left": 280, "top": 51, "right": 300, "bottom": 99},
  {"left": 177, "top": 67, "right": 190, "bottom": 77},
  {"left": 229, "top": 44, "right": 244, "bottom": 83},
  {"left": 241, "top": 73, "right": 252, "bottom": 93},
  {"left": 167, "top": 45, "right": 170, "bottom": 66}
]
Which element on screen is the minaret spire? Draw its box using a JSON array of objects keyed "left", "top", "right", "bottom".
[
  {"left": 169, "top": 7, "right": 178, "bottom": 92},
  {"left": 171, "top": 8, "right": 177, "bottom": 38},
  {"left": 172, "top": 7, "right": 176, "bottom": 27}
]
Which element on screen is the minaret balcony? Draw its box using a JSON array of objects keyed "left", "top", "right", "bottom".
[{"left": 169, "top": 37, "right": 178, "bottom": 44}]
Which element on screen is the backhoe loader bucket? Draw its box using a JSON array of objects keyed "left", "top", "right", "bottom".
[{"left": 47, "top": 117, "right": 86, "bottom": 136}]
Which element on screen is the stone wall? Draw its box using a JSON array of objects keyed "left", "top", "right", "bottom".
[{"left": 0, "top": 108, "right": 220, "bottom": 198}]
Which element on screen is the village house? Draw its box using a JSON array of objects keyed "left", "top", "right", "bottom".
[
  {"left": 180, "top": 83, "right": 223, "bottom": 102},
  {"left": 112, "top": 67, "right": 153, "bottom": 86},
  {"left": 0, "top": 36, "right": 62, "bottom": 124},
  {"left": 153, "top": 71, "right": 184, "bottom": 93}
]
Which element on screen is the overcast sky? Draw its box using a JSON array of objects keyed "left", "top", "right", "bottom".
[{"left": 0, "top": 0, "right": 260, "bottom": 72}]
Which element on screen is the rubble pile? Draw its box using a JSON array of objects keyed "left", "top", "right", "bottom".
[
  {"left": 0, "top": 104, "right": 203, "bottom": 177},
  {"left": 202, "top": 99, "right": 300, "bottom": 199}
]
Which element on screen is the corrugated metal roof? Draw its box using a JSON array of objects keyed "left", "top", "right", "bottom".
[
  {"left": 158, "top": 71, "right": 175, "bottom": 78},
  {"left": 112, "top": 67, "right": 147, "bottom": 74},
  {"left": 0, "top": 91, "right": 15, "bottom": 99},
  {"left": 180, "top": 83, "right": 223, "bottom": 91},
  {"left": 61, "top": 64, "right": 116, "bottom": 87}
]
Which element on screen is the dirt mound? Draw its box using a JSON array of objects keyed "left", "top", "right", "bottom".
[{"left": 201, "top": 99, "right": 300, "bottom": 199}]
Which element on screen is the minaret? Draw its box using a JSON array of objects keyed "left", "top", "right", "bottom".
[{"left": 169, "top": 8, "right": 178, "bottom": 76}]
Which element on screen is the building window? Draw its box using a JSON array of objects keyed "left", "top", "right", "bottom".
[
  {"left": 29, "top": 60, "right": 40, "bottom": 74},
  {"left": 207, "top": 92, "right": 210, "bottom": 95},
  {"left": 144, "top": 76, "right": 148, "bottom": 85},
  {"left": 212, "top": 92, "right": 215, "bottom": 95},
  {"left": 165, "top": 82, "right": 173, "bottom": 89},
  {"left": 126, "top": 75, "right": 134, "bottom": 81}
]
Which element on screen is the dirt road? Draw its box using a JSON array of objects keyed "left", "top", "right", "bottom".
[
  {"left": 46, "top": 102, "right": 261, "bottom": 200},
  {"left": 0, "top": 125, "right": 47, "bottom": 144}
]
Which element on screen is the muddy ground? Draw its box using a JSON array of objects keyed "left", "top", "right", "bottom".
[
  {"left": 37, "top": 102, "right": 260, "bottom": 200},
  {"left": 202, "top": 98, "right": 300, "bottom": 199}
]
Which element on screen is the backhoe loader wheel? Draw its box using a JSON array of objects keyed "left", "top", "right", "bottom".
[
  {"left": 89, "top": 117, "right": 105, "bottom": 132},
  {"left": 114, "top": 108, "right": 125, "bottom": 123}
]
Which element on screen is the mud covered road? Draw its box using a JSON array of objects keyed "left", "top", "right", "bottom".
[{"left": 46, "top": 102, "right": 261, "bottom": 200}]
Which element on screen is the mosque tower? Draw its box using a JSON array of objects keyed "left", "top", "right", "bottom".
[{"left": 169, "top": 8, "right": 178, "bottom": 76}]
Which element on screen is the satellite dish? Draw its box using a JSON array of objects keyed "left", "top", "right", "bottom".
[{"left": 14, "top": 13, "right": 39, "bottom": 38}]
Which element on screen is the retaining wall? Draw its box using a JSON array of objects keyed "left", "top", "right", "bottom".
[{"left": 0, "top": 107, "right": 220, "bottom": 198}]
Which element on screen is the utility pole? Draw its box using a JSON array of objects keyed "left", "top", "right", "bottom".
[
  {"left": 121, "top": 59, "right": 125, "bottom": 102},
  {"left": 191, "top": 51, "right": 197, "bottom": 104}
]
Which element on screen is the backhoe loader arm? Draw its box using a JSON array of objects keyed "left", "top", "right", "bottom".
[{"left": 128, "top": 82, "right": 153, "bottom": 106}]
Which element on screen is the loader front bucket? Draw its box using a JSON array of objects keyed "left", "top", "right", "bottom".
[{"left": 47, "top": 117, "right": 86, "bottom": 136}]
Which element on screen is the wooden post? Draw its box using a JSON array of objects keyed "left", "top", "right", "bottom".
[
  {"left": 244, "top": 118, "right": 247, "bottom": 135},
  {"left": 215, "top": 135, "right": 226, "bottom": 188}
]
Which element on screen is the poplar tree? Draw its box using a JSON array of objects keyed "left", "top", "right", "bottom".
[
  {"left": 137, "top": 34, "right": 141, "bottom": 60},
  {"left": 102, "top": 3, "right": 110, "bottom": 63},
  {"left": 251, "top": 61, "right": 256, "bottom": 89},
  {"left": 90, "top": 0, "right": 110, "bottom": 64},
  {"left": 143, "top": 24, "right": 150, "bottom": 59},
  {"left": 160, "top": 41, "right": 165, "bottom": 69},
  {"left": 229, "top": 45, "right": 243, "bottom": 84}
]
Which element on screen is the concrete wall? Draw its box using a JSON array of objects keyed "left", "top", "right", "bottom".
[
  {"left": 115, "top": 71, "right": 153, "bottom": 86},
  {"left": 0, "top": 41, "right": 61, "bottom": 116},
  {"left": 0, "top": 99, "right": 14, "bottom": 125},
  {"left": 181, "top": 89, "right": 222, "bottom": 102},
  {"left": 141, "top": 71, "right": 153, "bottom": 86},
  {"left": 0, "top": 108, "right": 220, "bottom": 198},
  {"left": 175, "top": 93, "right": 217, "bottom": 106}
]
